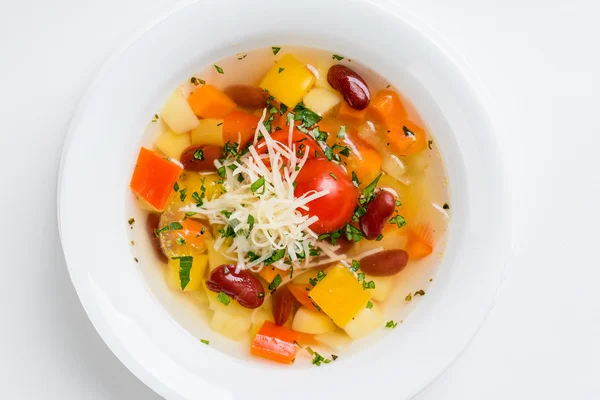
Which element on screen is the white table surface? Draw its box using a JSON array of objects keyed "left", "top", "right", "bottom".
[{"left": 1, "top": 0, "right": 598, "bottom": 398}]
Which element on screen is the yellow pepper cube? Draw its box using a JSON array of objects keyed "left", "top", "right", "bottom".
[
  {"left": 167, "top": 253, "right": 208, "bottom": 292},
  {"left": 191, "top": 118, "right": 224, "bottom": 146},
  {"left": 259, "top": 54, "right": 315, "bottom": 108},
  {"left": 309, "top": 264, "right": 370, "bottom": 328}
]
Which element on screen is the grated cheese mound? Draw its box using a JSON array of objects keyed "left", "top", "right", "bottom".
[{"left": 182, "top": 109, "right": 381, "bottom": 273}]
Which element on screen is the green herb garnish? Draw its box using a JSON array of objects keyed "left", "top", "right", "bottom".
[
  {"left": 443, "top": 203, "right": 450, "bottom": 210},
  {"left": 128, "top": 218, "right": 135, "bottom": 225},
  {"left": 376, "top": 234, "right": 384, "bottom": 241},
  {"left": 414, "top": 289, "right": 425, "bottom": 296},
  {"left": 169, "top": 222, "right": 183, "bottom": 230},
  {"left": 217, "top": 166, "right": 226, "bottom": 178},
  {"left": 366, "top": 301, "right": 373, "bottom": 309},
  {"left": 337, "top": 125, "right": 346, "bottom": 138},
  {"left": 351, "top": 171, "right": 360, "bottom": 188},
  {"left": 176, "top": 237, "right": 186, "bottom": 246},
  {"left": 172, "top": 256, "right": 193, "bottom": 290},
  {"left": 385, "top": 320, "right": 398, "bottom": 328},
  {"left": 351, "top": 260, "right": 360, "bottom": 272},
  {"left": 193, "top": 149, "right": 204, "bottom": 160},
  {"left": 272, "top": 46, "right": 281, "bottom": 55},
  {"left": 250, "top": 176, "right": 265, "bottom": 193},
  {"left": 217, "top": 291, "right": 231, "bottom": 305},
  {"left": 362, "top": 173, "right": 382, "bottom": 203},
  {"left": 173, "top": 182, "right": 179, "bottom": 192},
  {"left": 293, "top": 102, "right": 321, "bottom": 128},
  {"left": 200, "top": 339, "right": 209, "bottom": 345},
  {"left": 278, "top": 67, "right": 285, "bottom": 73},
  {"left": 268, "top": 274, "right": 283, "bottom": 290},
  {"left": 214, "top": 64, "right": 224, "bottom": 74},
  {"left": 179, "top": 188, "right": 187, "bottom": 202},
  {"left": 190, "top": 77, "right": 205, "bottom": 85},
  {"left": 332, "top": 54, "right": 344, "bottom": 61}
]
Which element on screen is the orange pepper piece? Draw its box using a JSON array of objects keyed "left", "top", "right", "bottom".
[
  {"left": 386, "top": 120, "right": 428, "bottom": 156},
  {"left": 130, "top": 147, "right": 182, "bottom": 211},
  {"left": 187, "top": 84, "right": 236, "bottom": 118},
  {"left": 222, "top": 110, "right": 260, "bottom": 148},
  {"left": 369, "top": 89, "right": 408, "bottom": 126},
  {"left": 259, "top": 266, "right": 286, "bottom": 284}
]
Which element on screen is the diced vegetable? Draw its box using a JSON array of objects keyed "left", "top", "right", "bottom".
[
  {"left": 365, "top": 274, "right": 394, "bottom": 302},
  {"left": 314, "top": 331, "right": 352, "bottom": 351},
  {"left": 187, "top": 84, "right": 236, "bottom": 118},
  {"left": 338, "top": 101, "right": 367, "bottom": 123},
  {"left": 386, "top": 120, "right": 428, "bottom": 156},
  {"left": 312, "top": 59, "right": 335, "bottom": 90},
  {"left": 154, "top": 130, "right": 191, "bottom": 159},
  {"left": 160, "top": 90, "right": 200, "bottom": 134},
  {"left": 381, "top": 151, "right": 408, "bottom": 182},
  {"left": 191, "top": 118, "right": 225, "bottom": 146},
  {"left": 369, "top": 90, "right": 407, "bottom": 128},
  {"left": 130, "top": 147, "right": 182, "bottom": 211},
  {"left": 292, "top": 306, "right": 337, "bottom": 334},
  {"left": 250, "top": 305, "right": 275, "bottom": 338},
  {"left": 260, "top": 54, "right": 315, "bottom": 108},
  {"left": 166, "top": 253, "right": 208, "bottom": 292},
  {"left": 212, "top": 310, "right": 252, "bottom": 341},
  {"left": 344, "top": 302, "right": 385, "bottom": 339},
  {"left": 250, "top": 321, "right": 301, "bottom": 364},
  {"left": 405, "top": 226, "right": 433, "bottom": 260},
  {"left": 222, "top": 110, "right": 260, "bottom": 147},
  {"left": 258, "top": 266, "right": 286, "bottom": 286},
  {"left": 287, "top": 283, "right": 320, "bottom": 312},
  {"left": 345, "top": 137, "right": 382, "bottom": 183},
  {"left": 302, "top": 87, "right": 341, "bottom": 115},
  {"left": 309, "top": 264, "right": 371, "bottom": 328},
  {"left": 352, "top": 228, "right": 408, "bottom": 256}
]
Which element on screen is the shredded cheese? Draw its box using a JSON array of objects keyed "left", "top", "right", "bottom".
[{"left": 182, "top": 109, "right": 382, "bottom": 273}]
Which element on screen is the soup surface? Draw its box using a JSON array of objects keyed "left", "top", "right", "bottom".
[{"left": 128, "top": 46, "right": 449, "bottom": 365}]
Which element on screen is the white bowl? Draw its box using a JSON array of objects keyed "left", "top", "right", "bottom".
[{"left": 58, "top": 0, "right": 510, "bottom": 398}]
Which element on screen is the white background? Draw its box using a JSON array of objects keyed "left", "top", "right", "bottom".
[{"left": 1, "top": 0, "right": 598, "bottom": 398}]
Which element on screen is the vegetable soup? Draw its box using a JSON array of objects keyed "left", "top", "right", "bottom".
[{"left": 128, "top": 46, "right": 449, "bottom": 365}]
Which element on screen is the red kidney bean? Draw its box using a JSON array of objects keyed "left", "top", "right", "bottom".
[
  {"left": 207, "top": 265, "right": 265, "bottom": 309},
  {"left": 146, "top": 213, "right": 168, "bottom": 263},
  {"left": 272, "top": 286, "right": 295, "bottom": 326},
  {"left": 224, "top": 85, "right": 269, "bottom": 109},
  {"left": 327, "top": 65, "right": 371, "bottom": 110},
  {"left": 180, "top": 144, "right": 222, "bottom": 172},
  {"left": 360, "top": 190, "right": 396, "bottom": 240},
  {"left": 360, "top": 249, "right": 409, "bottom": 276}
]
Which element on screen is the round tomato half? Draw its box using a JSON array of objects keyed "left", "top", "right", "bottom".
[{"left": 294, "top": 158, "right": 358, "bottom": 234}]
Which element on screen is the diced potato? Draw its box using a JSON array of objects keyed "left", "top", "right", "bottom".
[
  {"left": 381, "top": 151, "right": 408, "bottom": 183},
  {"left": 309, "top": 264, "right": 370, "bottom": 328},
  {"left": 292, "top": 307, "right": 337, "bottom": 334},
  {"left": 160, "top": 89, "right": 199, "bottom": 134},
  {"left": 191, "top": 118, "right": 225, "bottom": 146},
  {"left": 250, "top": 305, "right": 274, "bottom": 338},
  {"left": 315, "top": 331, "right": 352, "bottom": 351},
  {"left": 211, "top": 310, "right": 252, "bottom": 341},
  {"left": 260, "top": 54, "right": 315, "bottom": 108},
  {"left": 365, "top": 275, "right": 395, "bottom": 302},
  {"left": 154, "top": 130, "right": 191, "bottom": 160},
  {"left": 206, "top": 240, "right": 232, "bottom": 272},
  {"left": 166, "top": 254, "right": 208, "bottom": 292},
  {"left": 302, "top": 88, "right": 341, "bottom": 115},
  {"left": 188, "top": 289, "right": 208, "bottom": 306},
  {"left": 344, "top": 303, "right": 385, "bottom": 340}
]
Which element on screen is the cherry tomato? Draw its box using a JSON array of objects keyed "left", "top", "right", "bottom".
[{"left": 294, "top": 158, "right": 358, "bottom": 233}]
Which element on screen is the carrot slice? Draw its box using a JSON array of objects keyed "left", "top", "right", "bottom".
[
  {"left": 369, "top": 89, "right": 408, "bottom": 126},
  {"left": 258, "top": 266, "right": 286, "bottom": 285},
  {"left": 385, "top": 120, "right": 428, "bottom": 156},
  {"left": 405, "top": 225, "right": 433, "bottom": 260},
  {"left": 222, "top": 110, "right": 260, "bottom": 147},
  {"left": 287, "top": 283, "right": 320, "bottom": 312},
  {"left": 251, "top": 321, "right": 306, "bottom": 364},
  {"left": 187, "top": 84, "right": 236, "bottom": 118},
  {"left": 338, "top": 101, "right": 367, "bottom": 123},
  {"left": 130, "top": 147, "right": 182, "bottom": 211}
]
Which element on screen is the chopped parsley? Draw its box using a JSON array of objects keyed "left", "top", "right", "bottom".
[
  {"left": 324, "top": 146, "right": 334, "bottom": 161},
  {"left": 237, "top": 54, "right": 247, "bottom": 60},
  {"left": 351, "top": 260, "right": 360, "bottom": 272},
  {"left": 329, "top": 172, "right": 338, "bottom": 180},
  {"left": 389, "top": 215, "right": 406, "bottom": 228},
  {"left": 376, "top": 234, "right": 384, "bottom": 241},
  {"left": 317, "top": 270, "right": 327, "bottom": 281},
  {"left": 169, "top": 222, "right": 183, "bottom": 230},
  {"left": 428, "top": 140, "right": 433, "bottom": 150},
  {"left": 293, "top": 102, "right": 321, "bottom": 128},
  {"left": 176, "top": 237, "right": 186, "bottom": 246},
  {"left": 344, "top": 223, "right": 364, "bottom": 242},
  {"left": 443, "top": 202, "right": 450, "bottom": 210},
  {"left": 268, "top": 274, "right": 283, "bottom": 290},
  {"left": 214, "top": 64, "right": 224, "bottom": 74},
  {"left": 217, "top": 291, "right": 231, "bottom": 306},
  {"left": 172, "top": 256, "right": 193, "bottom": 290},
  {"left": 154, "top": 225, "right": 169, "bottom": 236},
  {"left": 366, "top": 301, "right": 373, "bottom": 309},
  {"left": 351, "top": 171, "right": 360, "bottom": 188},
  {"left": 337, "top": 125, "right": 346, "bottom": 138},
  {"left": 173, "top": 182, "right": 179, "bottom": 192},
  {"left": 192, "top": 191, "right": 203, "bottom": 206},
  {"left": 200, "top": 339, "right": 209, "bottom": 345},
  {"left": 402, "top": 125, "right": 415, "bottom": 137},
  {"left": 405, "top": 293, "right": 412, "bottom": 301},
  {"left": 217, "top": 166, "right": 226, "bottom": 178},
  {"left": 332, "top": 54, "right": 344, "bottom": 61},
  {"left": 152, "top": 114, "right": 159, "bottom": 122},
  {"left": 331, "top": 354, "right": 339, "bottom": 361},
  {"left": 278, "top": 67, "right": 285, "bottom": 74},
  {"left": 193, "top": 149, "right": 204, "bottom": 160},
  {"left": 385, "top": 320, "right": 398, "bottom": 328},
  {"left": 362, "top": 173, "right": 382, "bottom": 203},
  {"left": 179, "top": 188, "right": 187, "bottom": 202},
  {"left": 272, "top": 46, "right": 281, "bottom": 55},
  {"left": 311, "top": 351, "right": 331, "bottom": 366},
  {"left": 250, "top": 176, "right": 265, "bottom": 193},
  {"left": 395, "top": 199, "right": 402, "bottom": 207},
  {"left": 362, "top": 280, "right": 375, "bottom": 290},
  {"left": 128, "top": 218, "right": 135, "bottom": 225},
  {"left": 247, "top": 214, "right": 255, "bottom": 232},
  {"left": 357, "top": 272, "right": 365, "bottom": 281},
  {"left": 414, "top": 289, "right": 425, "bottom": 296},
  {"left": 190, "top": 77, "right": 205, "bottom": 85}
]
